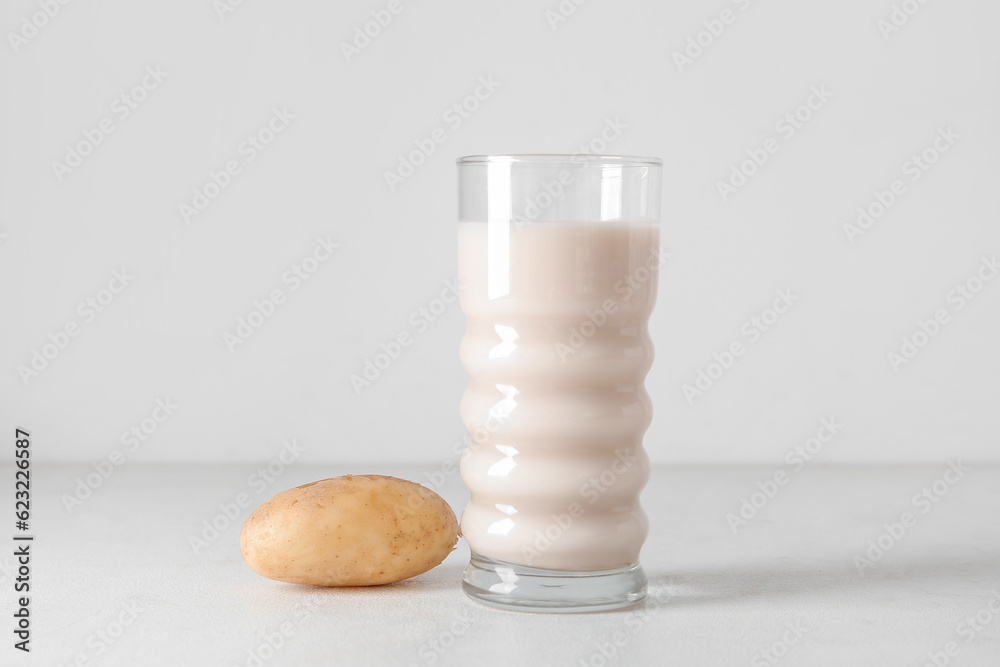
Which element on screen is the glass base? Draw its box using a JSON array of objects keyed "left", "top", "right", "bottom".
[{"left": 461, "top": 553, "right": 647, "bottom": 613}]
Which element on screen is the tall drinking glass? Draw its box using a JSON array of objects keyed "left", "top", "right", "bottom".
[{"left": 456, "top": 155, "right": 663, "bottom": 612}]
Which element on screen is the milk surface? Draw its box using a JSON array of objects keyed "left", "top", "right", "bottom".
[{"left": 458, "top": 221, "right": 658, "bottom": 571}]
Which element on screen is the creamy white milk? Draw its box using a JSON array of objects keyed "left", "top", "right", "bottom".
[{"left": 458, "top": 221, "right": 658, "bottom": 571}]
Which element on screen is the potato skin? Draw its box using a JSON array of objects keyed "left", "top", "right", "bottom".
[{"left": 240, "top": 475, "right": 459, "bottom": 586}]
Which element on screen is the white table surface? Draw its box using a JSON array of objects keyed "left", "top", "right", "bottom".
[{"left": 3, "top": 462, "right": 998, "bottom": 666}]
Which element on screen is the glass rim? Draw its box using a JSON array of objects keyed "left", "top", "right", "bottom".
[{"left": 456, "top": 154, "right": 662, "bottom": 167}]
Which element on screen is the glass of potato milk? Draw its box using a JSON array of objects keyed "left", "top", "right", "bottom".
[{"left": 456, "top": 155, "right": 662, "bottom": 612}]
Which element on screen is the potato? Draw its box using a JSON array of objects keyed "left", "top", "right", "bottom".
[{"left": 240, "top": 475, "right": 459, "bottom": 586}]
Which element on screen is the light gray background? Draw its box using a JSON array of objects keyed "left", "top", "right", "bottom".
[{"left": 2, "top": 0, "right": 998, "bottom": 465}]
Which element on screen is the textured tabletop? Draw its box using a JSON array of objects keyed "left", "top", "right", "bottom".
[{"left": 3, "top": 462, "right": 998, "bottom": 666}]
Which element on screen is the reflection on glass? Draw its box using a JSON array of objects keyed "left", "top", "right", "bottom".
[
  {"left": 489, "top": 324, "right": 519, "bottom": 359},
  {"left": 488, "top": 567, "right": 519, "bottom": 594},
  {"left": 487, "top": 444, "right": 518, "bottom": 477}
]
